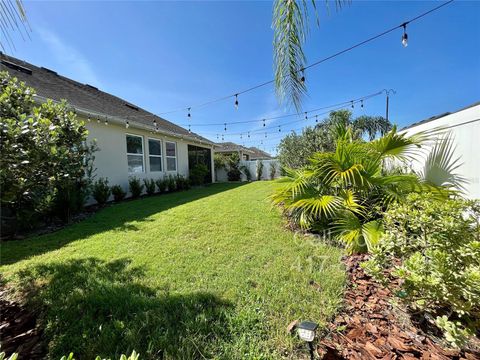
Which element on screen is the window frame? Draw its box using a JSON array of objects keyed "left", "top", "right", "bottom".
[
  {"left": 126, "top": 133, "right": 145, "bottom": 174},
  {"left": 147, "top": 137, "right": 163, "bottom": 173},
  {"left": 165, "top": 141, "right": 177, "bottom": 172}
]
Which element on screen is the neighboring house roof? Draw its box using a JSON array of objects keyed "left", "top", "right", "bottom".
[
  {"left": 401, "top": 101, "right": 480, "bottom": 130},
  {"left": 215, "top": 142, "right": 255, "bottom": 154},
  {"left": 0, "top": 53, "right": 213, "bottom": 145},
  {"left": 248, "top": 147, "right": 273, "bottom": 160}
]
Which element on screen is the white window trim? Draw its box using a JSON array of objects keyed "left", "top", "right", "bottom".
[
  {"left": 126, "top": 133, "right": 145, "bottom": 173},
  {"left": 165, "top": 141, "right": 177, "bottom": 172},
  {"left": 148, "top": 137, "right": 163, "bottom": 173}
]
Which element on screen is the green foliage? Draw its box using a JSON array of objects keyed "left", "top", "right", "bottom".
[
  {"left": 111, "top": 185, "right": 126, "bottom": 202},
  {"left": 128, "top": 177, "right": 144, "bottom": 198},
  {"left": 363, "top": 193, "right": 480, "bottom": 347},
  {"left": 0, "top": 71, "right": 96, "bottom": 231},
  {"left": 277, "top": 110, "right": 392, "bottom": 169},
  {"left": 226, "top": 153, "right": 242, "bottom": 181},
  {"left": 143, "top": 178, "right": 156, "bottom": 196},
  {"left": 92, "top": 178, "right": 111, "bottom": 206},
  {"left": 189, "top": 164, "right": 209, "bottom": 185},
  {"left": 0, "top": 350, "right": 18, "bottom": 360},
  {"left": 256, "top": 160, "right": 264, "bottom": 181},
  {"left": 166, "top": 175, "right": 177, "bottom": 191},
  {"left": 155, "top": 178, "right": 167, "bottom": 193},
  {"left": 271, "top": 121, "right": 452, "bottom": 254},
  {"left": 58, "top": 350, "right": 140, "bottom": 360},
  {"left": 175, "top": 174, "right": 190, "bottom": 191},
  {"left": 269, "top": 162, "right": 277, "bottom": 180},
  {"left": 241, "top": 165, "right": 252, "bottom": 181}
]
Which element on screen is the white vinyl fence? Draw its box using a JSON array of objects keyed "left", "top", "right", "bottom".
[{"left": 216, "top": 159, "right": 281, "bottom": 182}]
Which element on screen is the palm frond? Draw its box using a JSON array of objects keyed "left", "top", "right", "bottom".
[
  {"left": 361, "top": 220, "right": 383, "bottom": 252},
  {"left": 289, "top": 194, "right": 344, "bottom": 224},
  {"left": 0, "top": 0, "right": 29, "bottom": 53},
  {"left": 369, "top": 126, "right": 429, "bottom": 161}
]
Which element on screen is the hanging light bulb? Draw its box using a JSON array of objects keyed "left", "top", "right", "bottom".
[
  {"left": 224, "top": 123, "right": 227, "bottom": 131},
  {"left": 401, "top": 23, "right": 408, "bottom": 47},
  {"left": 248, "top": 131, "right": 250, "bottom": 138},
  {"left": 104, "top": 117, "right": 108, "bottom": 126},
  {"left": 216, "top": 134, "right": 219, "bottom": 140},
  {"left": 351, "top": 101, "right": 354, "bottom": 109},
  {"left": 265, "top": 132, "right": 267, "bottom": 138},
  {"left": 153, "top": 119, "right": 157, "bottom": 127},
  {"left": 126, "top": 120, "right": 129, "bottom": 129},
  {"left": 234, "top": 94, "right": 239, "bottom": 110},
  {"left": 188, "top": 125, "right": 191, "bottom": 133},
  {"left": 361, "top": 100, "right": 364, "bottom": 108},
  {"left": 97, "top": 117, "right": 100, "bottom": 123},
  {"left": 278, "top": 126, "right": 281, "bottom": 132},
  {"left": 187, "top": 107, "right": 191, "bottom": 118},
  {"left": 240, "top": 133, "right": 243, "bottom": 139},
  {"left": 87, "top": 114, "right": 91, "bottom": 122},
  {"left": 222, "top": 134, "right": 224, "bottom": 141},
  {"left": 315, "top": 115, "right": 318, "bottom": 123},
  {"left": 263, "top": 119, "right": 266, "bottom": 127},
  {"left": 300, "top": 69, "right": 305, "bottom": 83},
  {"left": 304, "top": 112, "right": 308, "bottom": 120}
]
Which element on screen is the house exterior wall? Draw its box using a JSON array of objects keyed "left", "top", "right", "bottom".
[
  {"left": 83, "top": 116, "right": 214, "bottom": 196},
  {"left": 400, "top": 104, "right": 480, "bottom": 199}
]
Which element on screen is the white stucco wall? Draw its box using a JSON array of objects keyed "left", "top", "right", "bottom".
[
  {"left": 83, "top": 116, "right": 214, "bottom": 196},
  {"left": 400, "top": 103, "right": 480, "bottom": 199}
]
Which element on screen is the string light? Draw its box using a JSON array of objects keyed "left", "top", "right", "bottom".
[
  {"left": 187, "top": 107, "right": 191, "bottom": 118},
  {"left": 97, "top": 117, "right": 100, "bottom": 123},
  {"left": 263, "top": 119, "right": 266, "bottom": 127},
  {"left": 87, "top": 114, "right": 91, "bottom": 122},
  {"left": 351, "top": 101, "right": 354, "bottom": 109},
  {"left": 221, "top": 134, "right": 224, "bottom": 141},
  {"left": 104, "top": 117, "right": 108, "bottom": 126},
  {"left": 126, "top": 120, "right": 129, "bottom": 129},
  {"left": 361, "top": 100, "right": 364, "bottom": 108},
  {"left": 153, "top": 119, "right": 157, "bottom": 127},
  {"left": 304, "top": 112, "right": 308, "bottom": 120},
  {"left": 188, "top": 125, "right": 191, "bottom": 133},
  {"left": 216, "top": 134, "right": 219, "bottom": 140},
  {"left": 265, "top": 132, "right": 267, "bottom": 138},
  {"left": 240, "top": 133, "right": 243, "bottom": 139},
  {"left": 224, "top": 123, "right": 227, "bottom": 131},
  {"left": 315, "top": 115, "right": 318, "bottom": 123},
  {"left": 278, "top": 125, "right": 281, "bottom": 132},
  {"left": 234, "top": 94, "right": 239, "bottom": 110},
  {"left": 300, "top": 69, "right": 305, "bottom": 83},
  {"left": 248, "top": 131, "right": 250, "bottom": 138},
  {"left": 401, "top": 23, "right": 408, "bottom": 47}
]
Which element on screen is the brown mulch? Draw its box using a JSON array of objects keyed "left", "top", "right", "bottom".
[
  {"left": 0, "top": 286, "right": 46, "bottom": 359},
  {"left": 317, "top": 254, "right": 480, "bottom": 360}
]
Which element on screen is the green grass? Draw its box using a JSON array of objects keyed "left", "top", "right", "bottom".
[{"left": 0, "top": 181, "right": 345, "bottom": 359}]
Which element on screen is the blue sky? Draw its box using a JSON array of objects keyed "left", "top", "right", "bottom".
[{"left": 8, "top": 0, "right": 480, "bottom": 154}]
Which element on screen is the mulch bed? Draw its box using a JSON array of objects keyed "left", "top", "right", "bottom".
[
  {"left": 317, "top": 254, "right": 480, "bottom": 360},
  {"left": 0, "top": 285, "right": 46, "bottom": 359}
]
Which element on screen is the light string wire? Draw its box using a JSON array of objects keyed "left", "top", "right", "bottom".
[{"left": 156, "top": 0, "right": 454, "bottom": 116}]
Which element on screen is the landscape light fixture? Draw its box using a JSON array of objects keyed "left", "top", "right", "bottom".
[
  {"left": 297, "top": 321, "right": 318, "bottom": 360},
  {"left": 401, "top": 23, "right": 408, "bottom": 47}
]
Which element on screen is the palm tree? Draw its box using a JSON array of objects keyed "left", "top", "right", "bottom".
[
  {"left": 272, "top": 0, "right": 349, "bottom": 110},
  {"left": 271, "top": 122, "right": 457, "bottom": 254},
  {"left": 0, "top": 0, "right": 29, "bottom": 52}
]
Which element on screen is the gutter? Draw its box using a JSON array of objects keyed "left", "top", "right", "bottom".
[{"left": 33, "top": 94, "right": 215, "bottom": 148}]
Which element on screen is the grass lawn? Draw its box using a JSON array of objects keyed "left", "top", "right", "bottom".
[{"left": 0, "top": 181, "right": 345, "bottom": 359}]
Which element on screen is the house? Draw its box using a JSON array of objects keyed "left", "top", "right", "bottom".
[
  {"left": 248, "top": 147, "right": 273, "bottom": 160},
  {"left": 1, "top": 54, "right": 216, "bottom": 194},
  {"left": 400, "top": 101, "right": 480, "bottom": 199},
  {"left": 214, "top": 142, "right": 255, "bottom": 160}
]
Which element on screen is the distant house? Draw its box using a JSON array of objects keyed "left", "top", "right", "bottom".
[
  {"left": 248, "top": 147, "right": 273, "bottom": 160},
  {"left": 214, "top": 142, "right": 255, "bottom": 160},
  {"left": 1, "top": 54, "right": 215, "bottom": 193},
  {"left": 400, "top": 101, "right": 480, "bottom": 199}
]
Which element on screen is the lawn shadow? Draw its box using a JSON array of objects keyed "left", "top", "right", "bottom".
[
  {"left": 1, "top": 182, "right": 245, "bottom": 266},
  {"left": 14, "top": 257, "right": 233, "bottom": 359}
]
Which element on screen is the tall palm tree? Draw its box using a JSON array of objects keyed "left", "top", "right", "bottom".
[
  {"left": 273, "top": 0, "right": 349, "bottom": 110},
  {"left": 271, "top": 123, "right": 456, "bottom": 254},
  {"left": 0, "top": 0, "right": 29, "bottom": 52}
]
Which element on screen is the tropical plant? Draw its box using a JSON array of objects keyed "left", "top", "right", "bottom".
[
  {"left": 269, "top": 162, "right": 277, "bottom": 180},
  {"left": 143, "top": 178, "right": 156, "bottom": 195},
  {"left": 166, "top": 175, "right": 177, "bottom": 191},
  {"left": 277, "top": 110, "right": 392, "bottom": 169},
  {"left": 190, "top": 164, "right": 209, "bottom": 185},
  {"left": 111, "top": 185, "right": 126, "bottom": 202},
  {"left": 241, "top": 165, "right": 252, "bottom": 181},
  {"left": 363, "top": 193, "right": 480, "bottom": 348},
  {"left": 128, "top": 177, "right": 144, "bottom": 198},
  {"left": 0, "top": 0, "right": 29, "bottom": 53},
  {"left": 226, "top": 153, "right": 242, "bottom": 181},
  {"left": 92, "top": 178, "right": 111, "bottom": 205},
  {"left": 256, "top": 160, "right": 264, "bottom": 181},
  {"left": 271, "top": 122, "right": 454, "bottom": 254},
  {"left": 59, "top": 350, "right": 140, "bottom": 360},
  {"left": 175, "top": 174, "right": 191, "bottom": 190}
]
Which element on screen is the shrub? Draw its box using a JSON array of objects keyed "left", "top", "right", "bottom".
[
  {"left": 189, "top": 164, "right": 209, "bottom": 185},
  {"left": 143, "top": 178, "right": 156, "bottom": 196},
  {"left": 241, "top": 165, "right": 252, "bottom": 181},
  {"left": 128, "top": 177, "right": 144, "bottom": 198},
  {"left": 226, "top": 153, "right": 242, "bottom": 181},
  {"left": 269, "top": 162, "right": 277, "bottom": 180},
  {"left": 111, "top": 185, "right": 126, "bottom": 202},
  {"left": 166, "top": 175, "right": 177, "bottom": 192},
  {"left": 0, "top": 71, "right": 97, "bottom": 231},
  {"left": 155, "top": 178, "right": 167, "bottom": 193},
  {"left": 363, "top": 193, "right": 480, "bottom": 347},
  {"left": 256, "top": 160, "right": 264, "bottom": 181},
  {"left": 92, "top": 178, "right": 111, "bottom": 205},
  {"left": 175, "top": 175, "right": 191, "bottom": 190}
]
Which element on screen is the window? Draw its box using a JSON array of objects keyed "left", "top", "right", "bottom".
[
  {"left": 126, "top": 134, "right": 144, "bottom": 173},
  {"left": 148, "top": 138, "right": 162, "bottom": 172},
  {"left": 165, "top": 141, "right": 177, "bottom": 171}
]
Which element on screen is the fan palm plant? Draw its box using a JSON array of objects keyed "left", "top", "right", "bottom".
[{"left": 271, "top": 123, "right": 453, "bottom": 253}]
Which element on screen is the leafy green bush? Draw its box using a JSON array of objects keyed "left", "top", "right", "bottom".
[
  {"left": 189, "top": 164, "right": 209, "bottom": 185},
  {"left": 175, "top": 175, "right": 191, "bottom": 190},
  {"left": 256, "top": 160, "right": 264, "bottom": 180},
  {"left": 143, "top": 179, "right": 156, "bottom": 196},
  {"left": 363, "top": 193, "right": 480, "bottom": 347},
  {"left": 166, "top": 175, "right": 177, "bottom": 191},
  {"left": 269, "top": 162, "right": 277, "bottom": 180},
  {"left": 0, "top": 71, "right": 97, "bottom": 231},
  {"left": 226, "top": 153, "right": 242, "bottom": 181},
  {"left": 92, "top": 178, "right": 111, "bottom": 205},
  {"left": 111, "top": 185, "right": 126, "bottom": 202},
  {"left": 241, "top": 165, "right": 252, "bottom": 181},
  {"left": 128, "top": 177, "right": 144, "bottom": 198},
  {"left": 155, "top": 178, "right": 167, "bottom": 193},
  {"left": 60, "top": 350, "right": 139, "bottom": 360}
]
